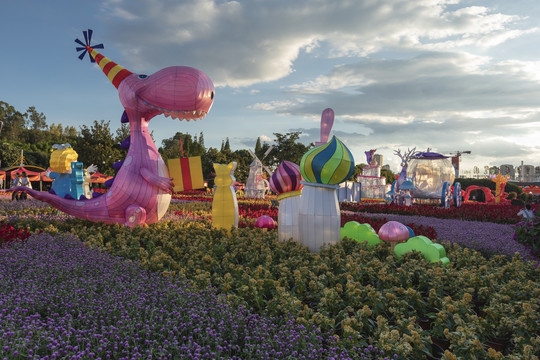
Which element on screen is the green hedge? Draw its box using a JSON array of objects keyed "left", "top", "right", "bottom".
[{"left": 10, "top": 215, "right": 539, "bottom": 360}]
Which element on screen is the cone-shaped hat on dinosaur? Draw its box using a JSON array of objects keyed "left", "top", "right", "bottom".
[{"left": 75, "top": 29, "right": 133, "bottom": 89}]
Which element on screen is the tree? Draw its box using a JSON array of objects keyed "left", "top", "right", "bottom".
[
  {"left": 24, "top": 151, "right": 49, "bottom": 170},
  {"left": 381, "top": 168, "right": 396, "bottom": 185},
  {"left": 158, "top": 132, "right": 206, "bottom": 163},
  {"left": 77, "top": 120, "right": 123, "bottom": 175},
  {"left": 115, "top": 123, "right": 130, "bottom": 145},
  {"left": 198, "top": 132, "right": 205, "bottom": 149},
  {"left": 266, "top": 132, "right": 313, "bottom": 169},
  {"left": 0, "top": 101, "right": 25, "bottom": 142},
  {"left": 254, "top": 137, "right": 262, "bottom": 158},
  {"left": 64, "top": 126, "right": 78, "bottom": 138},
  {"left": 349, "top": 164, "right": 365, "bottom": 181},
  {"left": 204, "top": 147, "right": 230, "bottom": 187},
  {"left": 25, "top": 106, "right": 47, "bottom": 131},
  {"left": 230, "top": 149, "right": 253, "bottom": 183},
  {"left": 0, "top": 142, "right": 21, "bottom": 168},
  {"left": 49, "top": 123, "right": 63, "bottom": 138}
]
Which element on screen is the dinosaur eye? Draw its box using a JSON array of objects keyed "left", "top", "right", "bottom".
[
  {"left": 138, "top": 74, "right": 148, "bottom": 79},
  {"left": 211, "top": 91, "right": 214, "bottom": 100}
]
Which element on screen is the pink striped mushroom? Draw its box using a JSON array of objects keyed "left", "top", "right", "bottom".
[{"left": 378, "top": 221, "right": 410, "bottom": 250}]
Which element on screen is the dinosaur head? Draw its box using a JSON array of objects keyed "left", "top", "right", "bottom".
[
  {"left": 118, "top": 66, "right": 215, "bottom": 121},
  {"left": 77, "top": 30, "right": 214, "bottom": 122}
]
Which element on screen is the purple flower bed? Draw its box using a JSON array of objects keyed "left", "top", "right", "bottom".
[
  {"left": 0, "top": 233, "right": 396, "bottom": 360},
  {"left": 361, "top": 213, "right": 538, "bottom": 262}
]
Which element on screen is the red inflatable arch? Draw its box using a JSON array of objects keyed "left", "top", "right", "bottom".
[{"left": 463, "top": 186, "right": 496, "bottom": 202}]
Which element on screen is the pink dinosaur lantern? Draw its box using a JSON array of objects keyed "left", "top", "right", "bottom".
[{"left": 7, "top": 29, "right": 214, "bottom": 227}]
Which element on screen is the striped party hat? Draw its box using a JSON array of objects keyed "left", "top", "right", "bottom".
[{"left": 75, "top": 29, "right": 133, "bottom": 88}]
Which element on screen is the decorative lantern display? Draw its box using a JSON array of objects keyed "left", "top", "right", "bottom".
[
  {"left": 378, "top": 221, "right": 410, "bottom": 250},
  {"left": 168, "top": 156, "right": 204, "bottom": 192},
  {"left": 298, "top": 136, "right": 355, "bottom": 252},
  {"left": 398, "top": 179, "right": 416, "bottom": 207},
  {"left": 406, "top": 151, "right": 455, "bottom": 199},
  {"left": 394, "top": 236, "right": 450, "bottom": 266},
  {"left": 48, "top": 144, "right": 80, "bottom": 198},
  {"left": 489, "top": 173, "right": 510, "bottom": 203},
  {"left": 254, "top": 215, "right": 276, "bottom": 231},
  {"left": 340, "top": 221, "right": 382, "bottom": 247},
  {"left": 211, "top": 162, "right": 239, "bottom": 232},
  {"left": 269, "top": 161, "right": 303, "bottom": 242}
]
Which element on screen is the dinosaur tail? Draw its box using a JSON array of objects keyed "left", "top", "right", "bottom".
[{"left": 5, "top": 186, "right": 116, "bottom": 224}]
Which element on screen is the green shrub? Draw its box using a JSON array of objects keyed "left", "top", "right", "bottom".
[
  {"left": 513, "top": 214, "right": 540, "bottom": 257},
  {"left": 9, "top": 212, "right": 539, "bottom": 360}
]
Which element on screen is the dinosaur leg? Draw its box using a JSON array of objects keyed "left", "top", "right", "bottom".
[{"left": 125, "top": 204, "right": 147, "bottom": 227}]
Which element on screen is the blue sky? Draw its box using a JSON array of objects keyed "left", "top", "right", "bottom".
[{"left": 2, "top": 0, "right": 540, "bottom": 173}]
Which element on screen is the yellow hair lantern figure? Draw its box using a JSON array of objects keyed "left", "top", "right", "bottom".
[
  {"left": 212, "top": 162, "right": 239, "bottom": 233},
  {"left": 50, "top": 146, "right": 78, "bottom": 173}
]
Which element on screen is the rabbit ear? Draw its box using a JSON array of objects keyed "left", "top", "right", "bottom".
[
  {"left": 229, "top": 162, "right": 237, "bottom": 172},
  {"left": 213, "top": 163, "right": 219, "bottom": 171}
]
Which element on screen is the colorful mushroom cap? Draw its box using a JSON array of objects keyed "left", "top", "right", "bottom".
[
  {"left": 270, "top": 161, "right": 303, "bottom": 195},
  {"left": 378, "top": 221, "right": 411, "bottom": 243},
  {"left": 300, "top": 136, "right": 355, "bottom": 185}
]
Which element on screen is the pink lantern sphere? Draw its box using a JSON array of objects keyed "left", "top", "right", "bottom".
[
  {"left": 378, "top": 221, "right": 410, "bottom": 244},
  {"left": 255, "top": 215, "right": 276, "bottom": 230}
]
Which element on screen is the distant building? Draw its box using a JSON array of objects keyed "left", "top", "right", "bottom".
[
  {"left": 457, "top": 163, "right": 540, "bottom": 181},
  {"left": 373, "top": 154, "right": 383, "bottom": 166},
  {"left": 489, "top": 166, "right": 500, "bottom": 175},
  {"left": 518, "top": 165, "right": 536, "bottom": 182},
  {"left": 500, "top": 164, "right": 515, "bottom": 180}
]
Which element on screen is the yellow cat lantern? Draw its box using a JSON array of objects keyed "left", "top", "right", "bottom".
[{"left": 211, "top": 162, "right": 239, "bottom": 232}]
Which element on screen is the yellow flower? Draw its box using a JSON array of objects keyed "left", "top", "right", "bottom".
[{"left": 443, "top": 350, "right": 457, "bottom": 360}]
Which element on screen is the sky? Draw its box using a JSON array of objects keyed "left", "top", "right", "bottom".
[{"left": 1, "top": 0, "right": 540, "bottom": 174}]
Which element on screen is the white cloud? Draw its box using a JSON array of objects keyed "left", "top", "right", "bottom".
[
  {"left": 100, "top": 0, "right": 531, "bottom": 86},
  {"left": 96, "top": 0, "right": 540, "bottom": 171}
]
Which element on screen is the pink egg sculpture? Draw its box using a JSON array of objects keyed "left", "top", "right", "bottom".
[
  {"left": 255, "top": 215, "right": 276, "bottom": 230},
  {"left": 269, "top": 161, "right": 303, "bottom": 195},
  {"left": 378, "top": 221, "right": 410, "bottom": 248}
]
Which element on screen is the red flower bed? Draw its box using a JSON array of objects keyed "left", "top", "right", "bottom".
[
  {"left": 340, "top": 202, "right": 537, "bottom": 224},
  {"left": 0, "top": 223, "right": 32, "bottom": 247},
  {"left": 174, "top": 201, "right": 438, "bottom": 238}
]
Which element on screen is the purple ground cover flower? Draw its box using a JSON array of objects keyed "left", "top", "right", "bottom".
[
  {"left": 0, "top": 233, "right": 396, "bottom": 360},
  {"left": 362, "top": 212, "right": 538, "bottom": 262}
]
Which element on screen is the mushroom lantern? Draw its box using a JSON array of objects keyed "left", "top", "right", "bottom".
[
  {"left": 298, "top": 135, "right": 355, "bottom": 252},
  {"left": 255, "top": 215, "right": 276, "bottom": 232},
  {"left": 270, "top": 161, "right": 303, "bottom": 241},
  {"left": 378, "top": 221, "right": 411, "bottom": 250}
]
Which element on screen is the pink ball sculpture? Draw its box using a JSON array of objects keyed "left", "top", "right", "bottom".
[
  {"left": 378, "top": 221, "right": 410, "bottom": 250},
  {"left": 255, "top": 215, "right": 276, "bottom": 231}
]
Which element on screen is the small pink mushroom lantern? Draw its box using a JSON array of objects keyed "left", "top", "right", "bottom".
[
  {"left": 255, "top": 215, "right": 276, "bottom": 232},
  {"left": 378, "top": 221, "right": 410, "bottom": 250}
]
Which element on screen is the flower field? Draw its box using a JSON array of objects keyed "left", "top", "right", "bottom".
[{"left": 1, "top": 194, "right": 539, "bottom": 360}]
